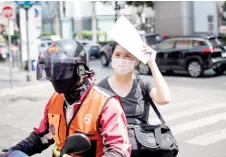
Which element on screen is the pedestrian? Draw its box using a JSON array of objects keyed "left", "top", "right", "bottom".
[
  {"left": 1, "top": 40, "right": 131, "bottom": 157},
  {"left": 97, "top": 42, "right": 172, "bottom": 157}
]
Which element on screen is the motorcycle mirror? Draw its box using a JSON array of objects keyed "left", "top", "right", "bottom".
[{"left": 60, "top": 133, "right": 91, "bottom": 156}]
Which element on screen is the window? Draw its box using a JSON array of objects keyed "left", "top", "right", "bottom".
[
  {"left": 193, "top": 40, "right": 207, "bottom": 47},
  {"left": 175, "top": 40, "right": 193, "bottom": 49},
  {"left": 157, "top": 40, "right": 175, "bottom": 50},
  {"left": 145, "top": 35, "right": 162, "bottom": 45}
]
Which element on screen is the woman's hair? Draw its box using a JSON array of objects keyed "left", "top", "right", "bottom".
[{"left": 112, "top": 41, "right": 119, "bottom": 53}]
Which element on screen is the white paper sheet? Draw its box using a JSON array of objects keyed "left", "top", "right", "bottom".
[{"left": 108, "top": 15, "right": 151, "bottom": 64}]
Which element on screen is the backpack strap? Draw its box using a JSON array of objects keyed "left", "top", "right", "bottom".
[{"left": 136, "top": 75, "right": 166, "bottom": 124}]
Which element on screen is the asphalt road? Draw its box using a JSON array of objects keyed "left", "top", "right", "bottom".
[{"left": 0, "top": 59, "right": 226, "bottom": 157}]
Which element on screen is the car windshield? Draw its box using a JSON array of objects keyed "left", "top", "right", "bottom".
[{"left": 145, "top": 35, "right": 162, "bottom": 45}]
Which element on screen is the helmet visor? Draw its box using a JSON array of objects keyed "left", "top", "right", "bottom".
[{"left": 37, "top": 50, "right": 76, "bottom": 81}]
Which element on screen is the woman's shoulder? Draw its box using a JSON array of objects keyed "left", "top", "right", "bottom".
[
  {"left": 134, "top": 74, "right": 155, "bottom": 91},
  {"left": 135, "top": 75, "right": 153, "bottom": 83},
  {"left": 97, "top": 77, "right": 110, "bottom": 89}
]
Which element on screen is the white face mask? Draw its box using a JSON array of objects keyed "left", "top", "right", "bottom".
[{"left": 111, "top": 58, "right": 136, "bottom": 76}]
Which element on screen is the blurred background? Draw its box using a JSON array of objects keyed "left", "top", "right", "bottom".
[
  {"left": 0, "top": 2, "right": 226, "bottom": 157},
  {"left": 0, "top": 1, "right": 226, "bottom": 70}
]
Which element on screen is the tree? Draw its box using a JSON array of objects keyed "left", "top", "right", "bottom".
[
  {"left": 125, "top": 1, "right": 154, "bottom": 30},
  {"left": 101, "top": 1, "right": 125, "bottom": 22}
]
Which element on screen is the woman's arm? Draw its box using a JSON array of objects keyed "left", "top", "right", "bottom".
[
  {"left": 142, "top": 45, "right": 171, "bottom": 105},
  {"left": 148, "top": 62, "right": 171, "bottom": 105}
]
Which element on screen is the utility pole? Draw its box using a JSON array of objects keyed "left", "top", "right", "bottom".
[
  {"left": 7, "top": 19, "right": 13, "bottom": 88},
  {"left": 2, "top": 5, "right": 13, "bottom": 88},
  {"left": 53, "top": 1, "right": 61, "bottom": 37},
  {"left": 25, "top": 8, "right": 32, "bottom": 82},
  {"left": 92, "top": 1, "right": 97, "bottom": 43}
]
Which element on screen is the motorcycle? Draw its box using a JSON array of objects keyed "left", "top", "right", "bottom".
[{"left": 0, "top": 133, "right": 91, "bottom": 157}]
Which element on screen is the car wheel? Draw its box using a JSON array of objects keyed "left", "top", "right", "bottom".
[
  {"left": 213, "top": 65, "right": 226, "bottom": 75},
  {"left": 137, "top": 63, "right": 150, "bottom": 75},
  {"left": 187, "top": 60, "right": 204, "bottom": 77},
  {"left": 100, "top": 53, "right": 109, "bottom": 67}
]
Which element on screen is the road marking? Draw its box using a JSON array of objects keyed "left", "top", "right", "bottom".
[
  {"left": 170, "top": 112, "right": 226, "bottom": 135},
  {"left": 0, "top": 75, "right": 9, "bottom": 80},
  {"left": 186, "top": 128, "right": 226, "bottom": 146},
  {"left": 152, "top": 103, "right": 226, "bottom": 122},
  {"left": 157, "top": 99, "right": 205, "bottom": 112}
]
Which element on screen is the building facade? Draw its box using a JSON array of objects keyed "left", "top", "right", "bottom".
[
  {"left": 41, "top": 1, "right": 155, "bottom": 40},
  {"left": 155, "top": 1, "right": 219, "bottom": 36}
]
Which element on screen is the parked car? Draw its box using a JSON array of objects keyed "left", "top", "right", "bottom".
[
  {"left": 39, "top": 40, "right": 52, "bottom": 54},
  {"left": 99, "top": 34, "right": 162, "bottom": 66},
  {"left": 137, "top": 35, "right": 226, "bottom": 77},
  {"left": 99, "top": 41, "right": 115, "bottom": 66},
  {"left": 38, "top": 35, "right": 61, "bottom": 54},
  {"left": 79, "top": 40, "right": 101, "bottom": 58},
  {"left": 40, "top": 35, "right": 61, "bottom": 42}
]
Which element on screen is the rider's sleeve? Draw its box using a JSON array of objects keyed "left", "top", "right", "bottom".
[
  {"left": 99, "top": 97, "right": 131, "bottom": 157},
  {"left": 9, "top": 96, "right": 54, "bottom": 156}
]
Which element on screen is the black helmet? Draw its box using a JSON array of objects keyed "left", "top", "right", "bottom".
[
  {"left": 37, "top": 39, "right": 90, "bottom": 81},
  {"left": 37, "top": 39, "right": 93, "bottom": 93}
]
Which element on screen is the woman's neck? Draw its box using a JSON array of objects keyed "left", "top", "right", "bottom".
[{"left": 112, "top": 73, "right": 133, "bottom": 85}]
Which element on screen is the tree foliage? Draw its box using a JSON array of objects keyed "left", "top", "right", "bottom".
[
  {"left": 126, "top": 1, "right": 154, "bottom": 31},
  {"left": 101, "top": 1, "right": 154, "bottom": 31},
  {"left": 125, "top": 1, "right": 153, "bottom": 8}
]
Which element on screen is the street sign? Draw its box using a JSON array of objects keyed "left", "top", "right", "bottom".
[
  {"left": 15, "top": 1, "right": 40, "bottom": 9},
  {"left": 2, "top": 5, "right": 13, "bottom": 18},
  {"left": 34, "top": 8, "right": 39, "bottom": 18}
]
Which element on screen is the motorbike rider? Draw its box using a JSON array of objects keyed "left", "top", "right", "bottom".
[{"left": 1, "top": 39, "right": 131, "bottom": 157}]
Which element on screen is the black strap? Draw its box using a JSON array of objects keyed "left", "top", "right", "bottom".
[
  {"left": 154, "top": 127, "right": 162, "bottom": 145},
  {"left": 136, "top": 75, "right": 166, "bottom": 124}
]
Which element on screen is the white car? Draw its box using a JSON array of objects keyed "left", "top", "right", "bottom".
[
  {"left": 38, "top": 35, "right": 61, "bottom": 53},
  {"left": 39, "top": 40, "right": 52, "bottom": 54}
]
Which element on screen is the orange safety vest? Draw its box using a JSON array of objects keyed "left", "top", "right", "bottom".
[{"left": 48, "top": 86, "right": 112, "bottom": 157}]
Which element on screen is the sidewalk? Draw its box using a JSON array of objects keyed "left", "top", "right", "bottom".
[
  {"left": 0, "top": 63, "right": 40, "bottom": 90},
  {"left": 0, "top": 63, "right": 54, "bottom": 103}
]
